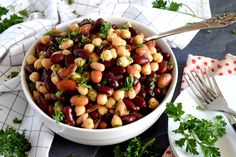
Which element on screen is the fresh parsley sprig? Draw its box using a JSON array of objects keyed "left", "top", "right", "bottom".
[
  {"left": 100, "top": 21, "right": 112, "bottom": 38},
  {"left": 120, "top": 74, "right": 134, "bottom": 91},
  {"left": 166, "top": 102, "right": 227, "bottom": 157},
  {"left": 0, "top": 127, "right": 31, "bottom": 157}
]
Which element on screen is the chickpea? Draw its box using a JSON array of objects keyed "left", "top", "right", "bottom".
[
  {"left": 88, "top": 88, "right": 97, "bottom": 101},
  {"left": 39, "top": 51, "right": 46, "bottom": 59},
  {"left": 116, "top": 46, "right": 129, "bottom": 57},
  {"left": 133, "top": 64, "right": 142, "bottom": 71},
  {"left": 141, "top": 63, "right": 152, "bottom": 75},
  {"left": 29, "top": 72, "right": 40, "bottom": 83},
  {"left": 108, "top": 28, "right": 114, "bottom": 35},
  {"left": 127, "top": 65, "right": 136, "bottom": 74},
  {"left": 91, "top": 70, "right": 102, "bottom": 83},
  {"left": 84, "top": 44, "right": 95, "bottom": 53},
  {"left": 26, "top": 54, "right": 37, "bottom": 64},
  {"left": 150, "top": 62, "right": 159, "bottom": 72},
  {"left": 33, "top": 90, "right": 40, "bottom": 99},
  {"left": 107, "top": 33, "right": 117, "bottom": 42},
  {"left": 113, "top": 90, "right": 125, "bottom": 101},
  {"left": 70, "top": 95, "right": 89, "bottom": 106},
  {"left": 78, "top": 84, "right": 88, "bottom": 95},
  {"left": 98, "top": 105, "right": 108, "bottom": 116},
  {"left": 115, "top": 102, "right": 129, "bottom": 116},
  {"left": 82, "top": 118, "right": 94, "bottom": 129},
  {"left": 114, "top": 29, "right": 122, "bottom": 36},
  {"left": 59, "top": 39, "right": 73, "bottom": 50},
  {"left": 90, "top": 53, "right": 99, "bottom": 62},
  {"left": 75, "top": 106, "right": 86, "bottom": 116},
  {"left": 148, "top": 97, "right": 159, "bottom": 109},
  {"left": 136, "top": 44, "right": 148, "bottom": 56},
  {"left": 133, "top": 71, "right": 141, "bottom": 79},
  {"left": 101, "top": 50, "right": 113, "bottom": 61},
  {"left": 35, "top": 81, "right": 48, "bottom": 94},
  {"left": 117, "top": 56, "right": 131, "bottom": 67},
  {"left": 127, "top": 88, "right": 136, "bottom": 99},
  {"left": 97, "top": 94, "right": 108, "bottom": 105},
  {"left": 76, "top": 113, "right": 88, "bottom": 125},
  {"left": 69, "top": 23, "right": 79, "bottom": 32},
  {"left": 70, "top": 72, "right": 81, "bottom": 82},
  {"left": 153, "top": 53, "right": 163, "bottom": 63},
  {"left": 112, "top": 36, "right": 126, "bottom": 47},
  {"left": 110, "top": 48, "right": 117, "bottom": 59},
  {"left": 111, "top": 115, "right": 123, "bottom": 127},
  {"left": 149, "top": 47, "right": 157, "bottom": 55},
  {"left": 120, "top": 29, "right": 131, "bottom": 39},
  {"left": 34, "top": 59, "right": 43, "bottom": 69},
  {"left": 51, "top": 64, "right": 62, "bottom": 72},
  {"left": 41, "top": 58, "right": 52, "bottom": 70},
  {"left": 62, "top": 50, "right": 71, "bottom": 55},
  {"left": 74, "top": 57, "right": 86, "bottom": 67},
  {"left": 90, "top": 62, "right": 105, "bottom": 71},
  {"left": 133, "top": 34, "right": 144, "bottom": 44},
  {"left": 106, "top": 97, "right": 116, "bottom": 109},
  {"left": 92, "top": 38, "right": 102, "bottom": 47},
  {"left": 145, "top": 53, "right": 153, "bottom": 62},
  {"left": 146, "top": 40, "right": 156, "bottom": 48},
  {"left": 40, "top": 35, "right": 50, "bottom": 45}
]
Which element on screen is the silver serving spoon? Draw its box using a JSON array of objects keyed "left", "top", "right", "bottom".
[{"left": 145, "top": 12, "right": 236, "bottom": 42}]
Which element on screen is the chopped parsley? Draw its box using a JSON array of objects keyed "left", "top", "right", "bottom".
[
  {"left": 53, "top": 111, "right": 64, "bottom": 123},
  {"left": 121, "top": 74, "right": 134, "bottom": 91},
  {"left": 120, "top": 22, "right": 130, "bottom": 29},
  {"left": 166, "top": 102, "right": 227, "bottom": 157},
  {"left": 81, "top": 35, "right": 91, "bottom": 43},
  {"left": 55, "top": 90, "right": 63, "bottom": 97},
  {"left": 13, "top": 117, "right": 22, "bottom": 124},
  {"left": 0, "top": 127, "right": 31, "bottom": 157},
  {"left": 100, "top": 21, "right": 112, "bottom": 38},
  {"left": 68, "top": 0, "right": 74, "bottom": 5},
  {"left": 0, "top": 6, "right": 9, "bottom": 18},
  {"left": 136, "top": 44, "right": 144, "bottom": 48},
  {"left": 0, "top": 14, "right": 23, "bottom": 33},
  {"left": 7, "top": 71, "right": 19, "bottom": 78},
  {"left": 18, "top": 9, "right": 28, "bottom": 17},
  {"left": 231, "top": 29, "right": 236, "bottom": 35}
]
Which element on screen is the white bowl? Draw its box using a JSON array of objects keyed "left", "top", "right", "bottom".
[{"left": 21, "top": 16, "right": 178, "bottom": 146}]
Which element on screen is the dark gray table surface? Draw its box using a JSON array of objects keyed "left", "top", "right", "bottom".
[{"left": 49, "top": 1, "right": 236, "bottom": 156}]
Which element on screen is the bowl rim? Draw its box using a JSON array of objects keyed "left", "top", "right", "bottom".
[{"left": 21, "top": 15, "right": 178, "bottom": 133}]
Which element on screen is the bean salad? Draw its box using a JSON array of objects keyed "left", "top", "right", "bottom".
[{"left": 25, "top": 18, "right": 173, "bottom": 129}]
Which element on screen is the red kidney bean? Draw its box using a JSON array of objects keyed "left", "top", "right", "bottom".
[
  {"left": 98, "top": 121, "right": 108, "bottom": 129},
  {"left": 123, "top": 98, "right": 138, "bottom": 112},
  {"left": 129, "top": 27, "right": 139, "bottom": 36},
  {"left": 44, "top": 73, "right": 57, "bottom": 92},
  {"left": 96, "top": 44, "right": 113, "bottom": 55},
  {"left": 85, "top": 103, "right": 93, "bottom": 109},
  {"left": 35, "top": 42, "right": 44, "bottom": 58},
  {"left": 158, "top": 60, "right": 167, "bottom": 73},
  {"left": 133, "top": 82, "right": 141, "bottom": 95},
  {"left": 108, "top": 66, "right": 126, "bottom": 75},
  {"left": 45, "top": 44, "right": 55, "bottom": 58},
  {"left": 162, "top": 52, "right": 171, "bottom": 60},
  {"left": 36, "top": 96, "right": 48, "bottom": 113},
  {"left": 25, "top": 64, "right": 36, "bottom": 73},
  {"left": 154, "top": 87, "right": 161, "bottom": 95},
  {"left": 79, "top": 19, "right": 94, "bottom": 27},
  {"left": 132, "top": 96, "right": 146, "bottom": 108},
  {"left": 125, "top": 38, "right": 133, "bottom": 45},
  {"left": 121, "top": 114, "right": 138, "bottom": 124},
  {"left": 150, "top": 72, "right": 157, "bottom": 78},
  {"left": 50, "top": 53, "right": 64, "bottom": 64},
  {"left": 96, "top": 84, "right": 114, "bottom": 96},
  {"left": 126, "top": 44, "right": 132, "bottom": 52},
  {"left": 103, "top": 59, "right": 116, "bottom": 67},
  {"left": 89, "top": 111, "right": 99, "bottom": 120},
  {"left": 64, "top": 54, "right": 75, "bottom": 67},
  {"left": 133, "top": 76, "right": 139, "bottom": 86},
  {"left": 73, "top": 48, "right": 90, "bottom": 59},
  {"left": 105, "top": 73, "right": 119, "bottom": 89},
  {"left": 138, "top": 89, "right": 146, "bottom": 98},
  {"left": 91, "top": 18, "right": 104, "bottom": 34},
  {"left": 146, "top": 89, "right": 155, "bottom": 97},
  {"left": 48, "top": 104, "right": 54, "bottom": 117},
  {"left": 63, "top": 106, "right": 75, "bottom": 126},
  {"left": 132, "top": 55, "right": 149, "bottom": 65},
  {"left": 112, "top": 24, "right": 118, "bottom": 29}
]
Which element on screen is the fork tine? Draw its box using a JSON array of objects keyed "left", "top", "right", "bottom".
[{"left": 211, "top": 76, "right": 223, "bottom": 97}]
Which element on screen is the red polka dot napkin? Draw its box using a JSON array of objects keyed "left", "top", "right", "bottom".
[{"left": 162, "top": 53, "right": 236, "bottom": 157}]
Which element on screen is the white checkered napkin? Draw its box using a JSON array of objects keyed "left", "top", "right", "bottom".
[{"left": 0, "top": 0, "right": 211, "bottom": 157}]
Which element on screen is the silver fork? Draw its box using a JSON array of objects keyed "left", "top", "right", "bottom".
[{"left": 184, "top": 68, "right": 236, "bottom": 123}]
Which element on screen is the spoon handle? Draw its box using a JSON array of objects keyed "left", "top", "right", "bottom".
[{"left": 145, "top": 12, "right": 236, "bottom": 42}]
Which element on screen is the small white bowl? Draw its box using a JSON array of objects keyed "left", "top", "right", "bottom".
[{"left": 21, "top": 16, "right": 178, "bottom": 146}]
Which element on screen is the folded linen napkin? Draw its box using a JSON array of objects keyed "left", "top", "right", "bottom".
[
  {"left": 162, "top": 53, "right": 236, "bottom": 157},
  {"left": 0, "top": 0, "right": 211, "bottom": 156}
]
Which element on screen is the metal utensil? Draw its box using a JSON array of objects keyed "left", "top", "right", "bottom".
[{"left": 145, "top": 12, "right": 236, "bottom": 42}]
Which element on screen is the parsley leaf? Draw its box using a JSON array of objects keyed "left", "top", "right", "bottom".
[
  {"left": 152, "top": 0, "right": 167, "bottom": 9},
  {"left": 0, "top": 6, "right": 9, "bottom": 18},
  {"left": 18, "top": 9, "right": 28, "bottom": 17},
  {"left": 121, "top": 22, "right": 131, "bottom": 29},
  {"left": 7, "top": 71, "right": 19, "bottom": 78},
  {"left": 100, "top": 21, "right": 112, "bottom": 38},
  {"left": 0, "top": 127, "right": 31, "bottom": 157},
  {"left": 166, "top": 102, "right": 227, "bottom": 157},
  {"left": 231, "top": 29, "right": 236, "bottom": 35},
  {"left": 81, "top": 35, "right": 91, "bottom": 43},
  {"left": 13, "top": 117, "right": 22, "bottom": 124},
  {"left": 53, "top": 111, "right": 64, "bottom": 123},
  {"left": 169, "top": 2, "right": 182, "bottom": 11},
  {"left": 0, "top": 14, "right": 23, "bottom": 33},
  {"left": 55, "top": 90, "right": 63, "bottom": 97},
  {"left": 68, "top": 0, "right": 74, "bottom": 5}
]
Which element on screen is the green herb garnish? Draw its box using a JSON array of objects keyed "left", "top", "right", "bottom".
[
  {"left": 121, "top": 22, "right": 130, "bottom": 29},
  {"left": 55, "top": 37, "right": 63, "bottom": 44},
  {"left": 0, "top": 6, "right": 9, "bottom": 18},
  {"left": 53, "top": 111, "right": 64, "bottom": 123},
  {"left": 169, "top": 2, "right": 182, "bottom": 11},
  {"left": 100, "top": 21, "right": 112, "bottom": 38},
  {"left": 18, "top": 9, "right": 28, "bottom": 17},
  {"left": 196, "top": 105, "right": 206, "bottom": 111},
  {"left": 0, "top": 14, "right": 23, "bottom": 33},
  {"left": 0, "top": 127, "right": 31, "bottom": 157},
  {"left": 121, "top": 74, "right": 134, "bottom": 91},
  {"left": 7, "top": 71, "right": 19, "bottom": 78},
  {"left": 83, "top": 18, "right": 93, "bottom": 23},
  {"left": 231, "top": 29, "right": 236, "bottom": 35},
  {"left": 166, "top": 102, "right": 227, "bottom": 157},
  {"left": 55, "top": 90, "right": 63, "bottom": 97},
  {"left": 113, "top": 137, "right": 157, "bottom": 157},
  {"left": 68, "top": 0, "right": 74, "bottom": 5},
  {"left": 13, "top": 117, "right": 22, "bottom": 124},
  {"left": 81, "top": 35, "right": 91, "bottom": 43}
]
